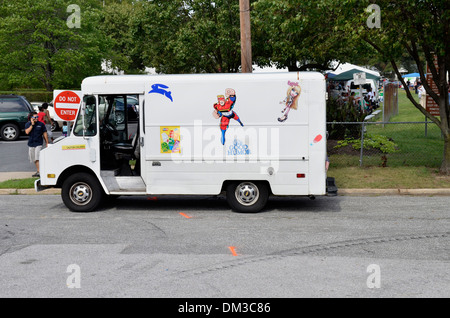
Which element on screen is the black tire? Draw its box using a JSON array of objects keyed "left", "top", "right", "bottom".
[
  {"left": 51, "top": 121, "right": 59, "bottom": 132},
  {"left": 61, "top": 173, "right": 104, "bottom": 212},
  {"left": 0, "top": 123, "right": 20, "bottom": 141},
  {"left": 226, "top": 181, "right": 269, "bottom": 213}
]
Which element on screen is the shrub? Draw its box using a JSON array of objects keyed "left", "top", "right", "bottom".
[
  {"left": 335, "top": 134, "right": 399, "bottom": 154},
  {"left": 326, "top": 97, "right": 366, "bottom": 139}
]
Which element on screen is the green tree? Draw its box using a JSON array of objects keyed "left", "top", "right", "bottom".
[
  {"left": 0, "top": 0, "right": 108, "bottom": 90},
  {"left": 137, "top": 0, "right": 242, "bottom": 73},
  {"left": 251, "top": 0, "right": 376, "bottom": 71},
  {"left": 100, "top": 0, "right": 146, "bottom": 74}
]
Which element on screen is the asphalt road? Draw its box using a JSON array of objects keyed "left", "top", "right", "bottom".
[{"left": 0, "top": 194, "right": 449, "bottom": 299}]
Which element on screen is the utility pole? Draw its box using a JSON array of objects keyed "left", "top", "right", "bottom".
[{"left": 239, "top": 0, "right": 252, "bottom": 73}]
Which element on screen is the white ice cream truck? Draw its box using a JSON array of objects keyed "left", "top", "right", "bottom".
[{"left": 36, "top": 72, "right": 335, "bottom": 212}]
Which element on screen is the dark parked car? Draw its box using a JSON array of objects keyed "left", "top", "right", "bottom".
[{"left": 0, "top": 95, "right": 34, "bottom": 141}]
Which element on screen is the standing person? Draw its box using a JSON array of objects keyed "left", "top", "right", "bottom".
[
  {"left": 41, "top": 103, "right": 54, "bottom": 142},
  {"left": 415, "top": 80, "right": 422, "bottom": 94},
  {"left": 418, "top": 84, "right": 426, "bottom": 108},
  {"left": 37, "top": 106, "right": 46, "bottom": 124},
  {"left": 25, "top": 112, "right": 49, "bottom": 177},
  {"left": 348, "top": 92, "right": 357, "bottom": 106},
  {"left": 365, "top": 88, "right": 373, "bottom": 109},
  {"left": 62, "top": 121, "right": 68, "bottom": 137},
  {"left": 448, "top": 80, "right": 450, "bottom": 105}
]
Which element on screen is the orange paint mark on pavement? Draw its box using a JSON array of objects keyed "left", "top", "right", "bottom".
[
  {"left": 228, "top": 246, "right": 238, "bottom": 256},
  {"left": 179, "top": 212, "right": 192, "bottom": 219}
]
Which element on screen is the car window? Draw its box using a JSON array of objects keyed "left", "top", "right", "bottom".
[{"left": 0, "top": 97, "right": 29, "bottom": 112}]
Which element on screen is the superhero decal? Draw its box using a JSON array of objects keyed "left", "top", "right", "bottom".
[
  {"left": 212, "top": 88, "right": 244, "bottom": 145},
  {"left": 278, "top": 81, "right": 301, "bottom": 122}
]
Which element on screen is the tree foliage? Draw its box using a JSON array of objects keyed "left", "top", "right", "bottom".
[
  {"left": 0, "top": 0, "right": 107, "bottom": 90},
  {"left": 135, "top": 0, "right": 242, "bottom": 73},
  {"left": 100, "top": 1, "right": 146, "bottom": 74},
  {"left": 251, "top": 0, "right": 376, "bottom": 71}
]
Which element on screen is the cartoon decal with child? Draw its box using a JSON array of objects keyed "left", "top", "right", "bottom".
[
  {"left": 278, "top": 81, "right": 301, "bottom": 122},
  {"left": 160, "top": 126, "right": 181, "bottom": 153},
  {"left": 212, "top": 88, "right": 244, "bottom": 145}
]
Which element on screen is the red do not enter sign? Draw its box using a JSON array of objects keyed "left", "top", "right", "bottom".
[{"left": 54, "top": 90, "right": 81, "bottom": 121}]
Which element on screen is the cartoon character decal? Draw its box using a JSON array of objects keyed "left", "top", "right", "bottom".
[
  {"left": 160, "top": 126, "right": 180, "bottom": 153},
  {"left": 212, "top": 88, "right": 244, "bottom": 145},
  {"left": 278, "top": 81, "right": 301, "bottom": 122},
  {"left": 149, "top": 84, "right": 173, "bottom": 102}
]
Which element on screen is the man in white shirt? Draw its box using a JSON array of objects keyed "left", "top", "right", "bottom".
[{"left": 418, "top": 85, "right": 426, "bottom": 108}]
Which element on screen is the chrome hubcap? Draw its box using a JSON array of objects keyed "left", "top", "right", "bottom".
[
  {"left": 3, "top": 127, "right": 17, "bottom": 140},
  {"left": 235, "top": 182, "right": 259, "bottom": 206},
  {"left": 70, "top": 182, "right": 92, "bottom": 206}
]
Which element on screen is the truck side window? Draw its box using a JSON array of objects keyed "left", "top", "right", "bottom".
[
  {"left": 73, "top": 95, "right": 97, "bottom": 136},
  {"left": 99, "top": 95, "right": 138, "bottom": 143}
]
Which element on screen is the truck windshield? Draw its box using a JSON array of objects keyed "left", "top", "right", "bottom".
[{"left": 73, "top": 95, "right": 97, "bottom": 136}]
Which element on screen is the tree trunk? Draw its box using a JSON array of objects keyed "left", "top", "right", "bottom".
[{"left": 442, "top": 133, "right": 450, "bottom": 175}]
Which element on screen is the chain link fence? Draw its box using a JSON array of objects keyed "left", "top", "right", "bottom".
[{"left": 327, "top": 120, "right": 444, "bottom": 168}]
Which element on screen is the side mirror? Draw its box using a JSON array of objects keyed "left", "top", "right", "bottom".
[
  {"left": 81, "top": 102, "right": 87, "bottom": 138},
  {"left": 80, "top": 102, "right": 86, "bottom": 116}
]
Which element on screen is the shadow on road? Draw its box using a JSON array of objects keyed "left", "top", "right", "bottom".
[{"left": 75, "top": 194, "right": 344, "bottom": 214}]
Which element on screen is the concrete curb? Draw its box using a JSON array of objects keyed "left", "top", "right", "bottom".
[
  {"left": 338, "top": 188, "right": 450, "bottom": 196},
  {"left": 0, "top": 188, "right": 61, "bottom": 195},
  {"left": 1, "top": 188, "right": 450, "bottom": 196}
]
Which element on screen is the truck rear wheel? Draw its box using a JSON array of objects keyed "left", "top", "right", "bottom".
[
  {"left": 226, "top": 181, "right": 269, "bottom": 213},
  {"left": 62, "top": 173, "right": 104, "bottom": 212}
]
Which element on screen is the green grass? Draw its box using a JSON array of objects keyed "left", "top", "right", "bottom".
[
  {"left": 0, "top": 178, "right": 38, "bottom": 189},
  {"left": 328, "top": 166, "right": 450, "bottom": 189},
  {"left": 370, "top": 90, "right": 442, "bottom": 167},
  {"left": 390, "top": 88, "right": 425, "bottom": 122}
]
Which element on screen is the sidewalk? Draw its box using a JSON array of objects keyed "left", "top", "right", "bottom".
[
  {"left": 0, "top": 172, "right": 450, "bottom": 196},
  {"left": 0, "top": 172, "right": 60, "bottom": 195},
  {"left": 0, "top": 171, "right": 35, "bottom": 182}
]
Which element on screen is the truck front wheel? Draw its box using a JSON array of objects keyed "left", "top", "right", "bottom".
[
  {"left": 62, "top": 173, "right": 104, "bottom": 212},
  {"left": 226, "top": 181, "right": 269, "bottom": 213}
]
